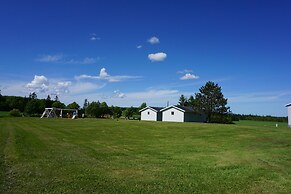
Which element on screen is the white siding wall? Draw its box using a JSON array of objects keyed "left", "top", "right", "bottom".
[
  {"left": 141, "top": 109, "right": 157, "bottom": 121},
  {"left": 162, "top": 107, "right": 184, "bottom": 122},
  {"left": 288, "top": 106, "right": 291, "bottom": 128}
]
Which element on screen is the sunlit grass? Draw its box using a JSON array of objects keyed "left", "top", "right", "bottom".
[{"left": 0, "top": 117, "right": 290, "bottom": 193}]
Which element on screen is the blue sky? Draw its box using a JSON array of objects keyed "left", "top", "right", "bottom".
[{"left": 0, "top": 0, "right": 291, "bottom": 116}]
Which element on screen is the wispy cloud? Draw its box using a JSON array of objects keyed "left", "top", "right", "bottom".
[
  {"left": 63, "top": 57, "right": 98, "bottom": 65},
  {"left": 148, "top": 52, "right": 167, "bottom": 62},
  {"left": 114, "top": 90, "right": 126, "bottom": 98},
  {"left": 228, "top": 92, "right": 291, "bottom": 103},
  {"left": 76, "top": 68, "right": 142, "bottom": 83},
  {"left": 90, "top": 33, "right": 101, "bottom": 41},
  {"left": 137, "top": 45, "right": 142, "bottom": 49},
  {"left": 177, "top": 69, "right": 193, "bottom": 74},
  {"left": 126, "top": 89, "right": 179, "bottom": 100},
  {"left": 148, "top": 36, "right": 160, "bottom": 44},
  {"left": 36, "top": 54, "right": 63, "bottom": 63},
  {"left": 36, "top": 54, "right": 98, "bottom": 65},
  {"left": 69, "top": 82, "right": 105, "bottom": 95},
  {"left": 101, "top": 90, "right": 126, "bottom": 99}
]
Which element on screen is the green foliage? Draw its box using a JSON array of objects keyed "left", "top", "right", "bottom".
[
  {"left": 0, "top": 111, "right": 10, "bottom": 118},
  {"left": 9, "top": 109, "right": 21, "bottom": 117},
  {"left": 29, "top": 92, "right": 37, "bottom": 99},
  {"left": 139, "top": 102, "right": 147, "bottom": 110},
  {"left": 83, "top": 99, "right": 89, "bottom": 109},
  {"left": 194, "top": 81, "right": 230, "bottom": 123},
  {"left": 179, "top": 81, "right": 231, "bottom": 123},
  {"left": 100, "top": 102, "right": 110, "bottom": 117},
  {"left": 85, "top": 101, "right": 111, "bottom": 118},
  {"left": 178, "top": 94, "right": 188, "bottom": 106},
  {"left": 86, "top": 101, "right": 101, "bottom": 118},
  {"left": 124, "top": 106, "right": 135, "bottom": 119},
  {"left": 111, "top": 106, "right": 122, "bottom": 119},
  {"left": 187, "top": 95, "right": 195, "bottom": 107},
  {"left": 66, "top": 102, "right": 80, "bottom": 110},
  {"left": 231, "top": 113, "right": 288, "bottom": 123},
  {"left": 51, "top": 101, "right": 66, "bottom": 109},
  {"left": 24, "top": 99, "right": 40, "bottom": 115}
]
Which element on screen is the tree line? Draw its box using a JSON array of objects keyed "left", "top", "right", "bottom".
[
  {"left": 0, "top": 83, "right": 287, "bottom": 122},
  {"left": 0, "top": 92, "right": 146, "bottom": 119}
]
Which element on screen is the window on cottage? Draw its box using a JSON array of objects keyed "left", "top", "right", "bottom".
[
  {"left": 171, "top": 111, "right": 174, "bottom": 115},
  {"left": 148, "top": 111, "right": 150, "bottom": 115}
]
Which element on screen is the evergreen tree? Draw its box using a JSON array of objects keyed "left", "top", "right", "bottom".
[
  {"left": 83, "top": 99, "right": 89, "bottom": 109},
  {"left": 139, "top": 102, "right": 147, "bottom": 110},
  {"left": 46, "top": 95, "right": 51, "bottom": 101},
  {"left": 194, "top": 81, "right": 230, "bottom": 122},
  {"left": 29, "top": 92, "right": 37, "bottom": 99},
  {"left": 187, "top": 95, "right": 197, "bottom": 110},
  {"left": 178, "top": 94, "right": 188, "bottom": 106}
]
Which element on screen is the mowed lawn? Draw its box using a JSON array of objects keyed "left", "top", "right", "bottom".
[{"left": 1, "top": 117, "right": 291, "bottom": 193}]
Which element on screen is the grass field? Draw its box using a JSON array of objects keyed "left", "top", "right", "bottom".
[{"left": 1, "top": 117, "right": 291, "bottom": 193}]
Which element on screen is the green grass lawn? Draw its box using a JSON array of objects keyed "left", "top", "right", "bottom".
[
  {"left": 0, "top": 111, "right": 10, "bottom": 118},
  {"left": 1, "top": 117, "right": 291, "bottom": 193}
]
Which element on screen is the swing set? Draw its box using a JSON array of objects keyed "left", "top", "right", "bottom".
[{"left": 41, "top": 108, "right": 78, "bottom": 119}]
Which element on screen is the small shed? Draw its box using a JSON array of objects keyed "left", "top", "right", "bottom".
[
  {"left": 286, "top": 103, "right": 291, "bottom": 128},
  {"left": 160, "top": 105, "right": 206, "bottom": 123},
  {"left": 139, "top": 106, "right": 162, "bottom": 121}
]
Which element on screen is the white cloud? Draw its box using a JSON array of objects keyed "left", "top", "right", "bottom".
[
  {"left": 76, "top": 68, "right": 142, "bottom": 83},
  {"left": 99, "top": 68, "right": 109, "bottom": 77},
  {"left": 54, "top": 81, "right": 71, "bottom": 94},
  {"left": 26, "top": 75, "right": 49, "bottom": 93},
  {"left": 148, "top": 52, "right": 167, "bottom": 62},
  {"left": 148, "top": 36, "right": 160, "bottom": 44},
  {"left": 114, "top": 90, "right": 126, "bottom": 98},
  {"left": 137, "top": 45, "right": 142, "bottom": 49},
  {"left": 180, "top": 73, "right": 199, "bottom": 80},
  {"left": 26, "top": 76, "right": 72, "bottom": 95}
]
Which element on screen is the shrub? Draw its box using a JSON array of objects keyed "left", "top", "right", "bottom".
[{"left": 10, "top": 109, "right": 21, "bottom": 117}]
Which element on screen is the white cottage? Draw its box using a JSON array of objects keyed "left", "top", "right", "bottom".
[
  {"left": 160, "top": 105, "right": 206, "bottom": 123},
  {"left": 286, "top": 103, "right": 291, "bottom": 128},
  {"left": 139, "top": 106, "right": 162, "bottom": 121}
]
